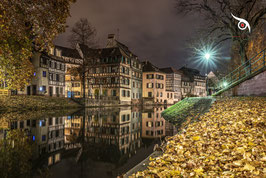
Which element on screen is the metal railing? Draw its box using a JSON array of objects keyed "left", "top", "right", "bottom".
[{"left": 213, "top": 48, "right": 266, "bottom": 96}]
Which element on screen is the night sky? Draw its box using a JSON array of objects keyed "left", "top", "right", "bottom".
[{"left": 55, "top": 0, "right": 231, "bottom": 73}]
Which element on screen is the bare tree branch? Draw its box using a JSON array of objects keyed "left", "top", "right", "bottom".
[
  {"left": 175, "top": 0, "right": 265, "bottom": 66},
  {"left": 68, "top": 18, "right": 98, "bottom": 48}
]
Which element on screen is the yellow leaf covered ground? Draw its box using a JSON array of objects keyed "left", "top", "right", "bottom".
[{"left": 131, "top": 97, "right": 266, "bottom": 177}]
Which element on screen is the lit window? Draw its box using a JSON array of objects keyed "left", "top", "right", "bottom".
[
  {"left": 55, "top": 153, "right": 60, "bottom": 163},
  {"left": 48, "top": 156, "right": 53, "bottom": 166},
  {"left": 55, "top": 49, "right": 62, "bottom": 57},
  {"left": 49, "top": 47, "right": 54, "bottom": 55}
]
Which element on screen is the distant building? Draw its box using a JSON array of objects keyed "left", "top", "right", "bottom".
[
  {"left": 179, "top": 67, "right": 207, "bottom": 98},
  {"left": 207, "top": 71, "right": 218, "bottom": 95},
  {"left": 54, "top": 45, "right": 83, "bottom": 98},
  {"left": 18, "top": 50, "right": 66, "bottom": 97},
  {"left": 75, "top": 34, "right": 143, "bottom": 105},
  {"left": 142, "top": 61, "right": 168, "bottom": 104},
  {"left": 106, "top": 34, "right": 143, "bottom": 105},
  {"left": 160, "top": 67, "right": 182, "bottom": 104},
  {"left": 130, "top": 57, "right": 143, "bottom": 105}
]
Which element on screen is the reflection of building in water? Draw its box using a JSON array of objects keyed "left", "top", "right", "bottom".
[
  {"left": 142, "top": 106, "right": 166, "bottom": 138},
  {"left": 64, "top": 107, "right": 142, "bottom": 161},
  {"left": 130, "top": 107, "right": 142, "bottom": 155},
  {"left": 85, "top": 107, "right": 142, "bottom": 156},
  {"left": 3, "top": 117, "right": 65, "bottom": 166},
  {"left": 64, "top": 115, "right": 83, "bottom": 143}
]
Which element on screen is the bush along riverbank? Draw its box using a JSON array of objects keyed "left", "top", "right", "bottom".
[
  {"left": 131, "top": 97, "right": 266, "bottom": 177},
  {"left": 0, "top": 95, "right": 82, "bottom": 112}
]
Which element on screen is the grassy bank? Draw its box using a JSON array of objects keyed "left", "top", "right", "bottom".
[
  {"left": 131, "top": 97, "right": 266, "bottom": 177},
  {"left": 0, "top": 95, "right": 82, "bottom": 112},
  {"left": 162, "top": 97, "right": 214, "bottom": 130}
]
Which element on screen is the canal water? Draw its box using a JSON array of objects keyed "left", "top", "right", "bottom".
[{"left": 0, "top": 106, "right": 178, "bottom": 178}]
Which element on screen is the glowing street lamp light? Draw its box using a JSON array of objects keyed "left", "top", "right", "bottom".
[
  {"left": 205, "top": 53, "right": 211, "bottom": 60},
  {"left": 223, "top": 81, "right": 228, "bottom": 87}
]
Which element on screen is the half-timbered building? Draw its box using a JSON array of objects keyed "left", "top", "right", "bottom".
[{"left": 18, "top": 49, "right": 66, "bottom": 97}]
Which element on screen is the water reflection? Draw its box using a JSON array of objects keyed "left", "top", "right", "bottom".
[{"left": 0, "top": 106, "right": 177, "bottom": 178}]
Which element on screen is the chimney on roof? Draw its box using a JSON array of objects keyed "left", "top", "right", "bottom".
[{"left": 106, "top": 34, "right": 116, "bottom": 48}]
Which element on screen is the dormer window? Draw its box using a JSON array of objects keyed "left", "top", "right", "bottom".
[
  {"left": 55, "top": 49, "right": 62, "bottom": 57},
  {"left": 49, "top": 47, "right": 54, "bottom": 55}
]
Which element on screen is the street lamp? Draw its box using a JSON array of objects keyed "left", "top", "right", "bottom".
[
  {"left": 191, "top": 40, "right": 222, "bottom": 96},
  {"left": 223, "top": 81, "right": 228, "bottom": 87},
  {"left": 204, "top": 52, "right": 211, "bottom": 96},
  {"left": 205, "top": 53, "right": 211, "bottom": 60}
]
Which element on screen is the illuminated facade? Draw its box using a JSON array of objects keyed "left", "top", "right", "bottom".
[
  {"left": 142, "top": 61, "right": 168, "bottom": 104},
  {"left": 83, "top": 34, "right": 142, "bottom": 105},
  {"left": 54, "top": 45, "right": 83, "bottom": 98},
  {"left": 160, "top": 67, "right": 182, "bottom": 104},
  {"left": 179, "top": 67, "right": 207, "bottom": 98},
  {"left": 18, "top": 50, "right": 66, "bottom": 97}
]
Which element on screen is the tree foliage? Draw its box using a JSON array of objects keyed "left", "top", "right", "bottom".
[
  {"left": 0, "top": 0, "right": 75, "bottom": 89},
  {"left": 68, "top": 18, "right": 97, "bottom": 48},
  {"left": 175, "top": 0, "right": 266, "bottom": 67}
]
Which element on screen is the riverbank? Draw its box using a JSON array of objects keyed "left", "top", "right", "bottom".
[
  {"left": 0, "top": 95, "right": 82, "bottom": 112},
  {"left": 129, "top": 97, "right": 266, "bottom": 177},
  {"left": 162, "top": 97, "right": 214, "bottom": 130}
]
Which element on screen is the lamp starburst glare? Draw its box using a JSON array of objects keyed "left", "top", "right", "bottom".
[{"left": 189, "top": 39, "right": 222, "bottom": 72}]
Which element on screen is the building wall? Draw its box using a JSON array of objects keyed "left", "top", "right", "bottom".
[
  {"left": 131, "top": 59, "right": 142, "bottom": 105},
  {"left": 142, "top": 72, "right": 167, "bottom": 104},
  {"left": 194, "top": 77, "right": 207, "bottom": 97},
  {"left": 181, "top": 81, "right": 193, "bottom": 98},
  {"left": 64, "top": 62, "right": 82, "bottom": 98},
  {"left": 165, "top": 73, "right": 182, "bottom": 104},
  {"left": 86, "top": 56, "right": 132, "bottom": 105},
  {"left": 18, "top": 51, "right": 65, "bottom": 97}
]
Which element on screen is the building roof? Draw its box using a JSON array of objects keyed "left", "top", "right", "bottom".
[
  {"left": 106, "top": 34, "right": 138, "bottom": 59},
  {"left": 160, "top": 67, "right": 182, "bottom": 75},
  {"left": 179, "top": 66, "right": 201, "bottom": 75},
  {"left": 116, "top": 40, "right": 137, "bottom": 58},
  {"left": 178, "top": 66, "right": 206, "bottom": 82},
  {"left": 98, "top": 47, "right": 122, "bottom": 58},
  {"left": 54, "top": 45, "right": 81, "bottom": 59},
  {"left": 142, "top": 61, "right": 164, "bottom": 73}
]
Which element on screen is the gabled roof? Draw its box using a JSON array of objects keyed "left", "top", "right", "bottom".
[
  {"left": 54, "top": 45, "right": 81, "bottom": 59},
  {"left": 179, "top": 66, "right": 201, "bottom": 75},
  {"left": 160, "top": 67, "right": 182, "bottom": 75},
  {"left": 98, "top": 47, "right": 122, "bottom": 58},
  {"left": 116, "top": 40, "right": 137, "bottom": 58},
  {"left": 77, "top": 44, "right": 100, "bottom": 58},
  {"left": 77, "top": 42, "right": 139, "bottom": 61},
  {"left": 178, "top": 66, "right": 206, "bottom": 82},
  {"left": 78, "top": 44, "right": 123, "bottom": 59},
  {"left": 142, "top": 61, "right": 164, "bottom": 73}
]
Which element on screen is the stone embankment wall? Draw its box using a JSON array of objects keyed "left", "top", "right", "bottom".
[{"left": 222, "top": 70, "right": 266, "bottom": 96}]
